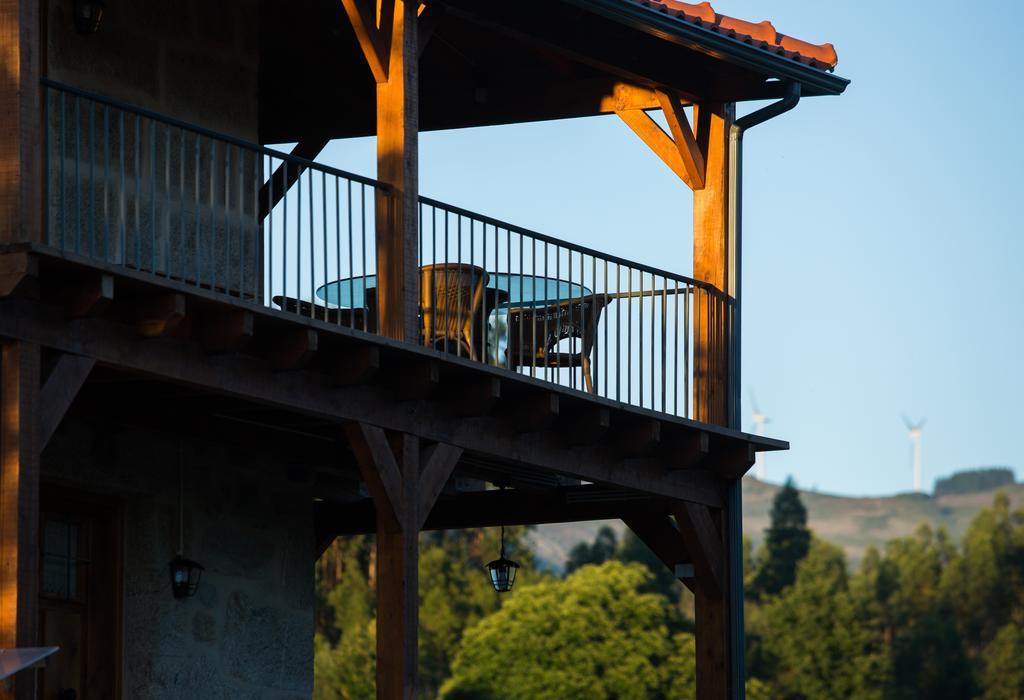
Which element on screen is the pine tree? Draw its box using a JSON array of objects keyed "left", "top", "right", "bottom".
[{"left": 751, "top": 477, "right": 811, "bottom": 598}]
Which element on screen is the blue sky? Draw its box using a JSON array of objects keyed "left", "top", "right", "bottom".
[{"left": 317, "top": 0, "right": 1024, "bottom": 496}]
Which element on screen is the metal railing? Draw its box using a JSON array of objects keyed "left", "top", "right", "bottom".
[
  {"left": 417, "top": 199, "right": 732, "bottom": 419},
  {"left": 42, "top": 80, "right": 731, "bottom": 421}
]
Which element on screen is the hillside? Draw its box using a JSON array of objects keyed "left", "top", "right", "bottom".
[{"left": 528, "top": 477, "right": 1024, "bottom": 572}]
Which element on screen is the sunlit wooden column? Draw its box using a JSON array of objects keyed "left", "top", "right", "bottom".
[
  {"left": 0, "top": 341, "right": 40, "bottom": 700},
  {"left": 692, "top": 102, "right": 735, "bottom": 427},
  {"left": 0, "top": 0, "right": 41, "bottom": 245},
  {"left": 375, "top": 0, "right": 420, "bottom": 342}
]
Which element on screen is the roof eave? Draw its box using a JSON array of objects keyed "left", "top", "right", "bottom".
[{"left": 569, "top": 0, "right": 850, "bottom": 98}]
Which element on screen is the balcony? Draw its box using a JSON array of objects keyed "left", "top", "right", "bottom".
[{"left": 40, "top": 79, "right": 733, "bottom": 426}]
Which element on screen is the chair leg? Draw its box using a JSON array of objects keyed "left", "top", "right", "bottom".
[{"left": 582, "top": 356, "right": 594, "bottom": 394}]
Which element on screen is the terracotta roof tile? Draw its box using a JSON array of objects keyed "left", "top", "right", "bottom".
[{"left": 632, "top": 0, "right": 838, "bottom": 71}]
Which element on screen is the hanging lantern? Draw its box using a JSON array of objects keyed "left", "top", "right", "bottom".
[
  {"left": 73, "top": 0, "right": 105, "bottom": 34},
  {"left": 485, "top": 525, "right": 520, "bottom": 593},
  {"left": 168, "top": 556, "right": 204, "bottom": 599},
  {"left": 168, "top": 442, "right": 203, "bottom": 599}
]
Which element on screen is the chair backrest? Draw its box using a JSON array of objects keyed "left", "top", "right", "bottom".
[
  {"left": 505, "top": 295, "right": 610, "bottom": 368},
  {"left": 420, "top": 263, "right": 487, "bottom": 348}
]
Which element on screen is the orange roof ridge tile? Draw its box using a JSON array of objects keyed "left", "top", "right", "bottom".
[{"left": 634, "top": 0, "right": 839, "bottom": 71}]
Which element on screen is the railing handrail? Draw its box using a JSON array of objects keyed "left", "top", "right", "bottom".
[
  {"left": 417, "top": 196, "right": 723, "bottom": 297},
  {"left": 41, "top": 78, "right": 390, "bottom": 191}
]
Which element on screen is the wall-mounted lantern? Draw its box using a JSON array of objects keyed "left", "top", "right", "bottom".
[
  {"left": 168, "top": 556, "right": 204, "bottom": 599},
  {"left": 485, "top": 525, "right": 520, "bottom": 593},
  {"left": 169, "top": 442, "right": 203, "bottom": 599},
  {"left": 73, "top": 0, "right": 105, "bottom": 34}
]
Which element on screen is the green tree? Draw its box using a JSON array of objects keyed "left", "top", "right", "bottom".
[
  {"left": 759, "top": 538, "right": 885, "bottom": 699},
  {"left": 565, "top": 525, "right": 618, "bottom": 574},
  {"left": 981, "top": 621, "right": 1024, "bottom": 700},
  {"left": 751, "top": 477, "right": 811, "bottom": 599},
  {"left": 440, "top": 561, "right": 679, "bottom": 699}
]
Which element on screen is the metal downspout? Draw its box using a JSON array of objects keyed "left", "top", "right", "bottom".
[{"left": 726, "top": 80, "right": 801, "bottom": 700}]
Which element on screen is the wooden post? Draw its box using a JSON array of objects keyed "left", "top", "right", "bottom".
[
  {"left": 0, "top": 0, "right": 41, "bottom": 244},
  {"left": 375, "top": 0, "right": 420, "bottom": 342},
  {"left": 692, "top": 102, "right": 734, "bottom": 427},
  {"left": 0, "top": 341, "right": 40, "bottom": 700},
  {"left": 692, "top": 102, "right": 739, "bottom": 699},
  {"left": 344, "top": 423, "right": 461, "bottom": 699}
]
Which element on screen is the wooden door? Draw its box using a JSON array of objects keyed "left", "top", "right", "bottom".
[{"left": 38, "top": 490, "right": 121, "bottom": 699}]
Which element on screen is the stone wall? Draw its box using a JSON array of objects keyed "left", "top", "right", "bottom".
[
  {"left": 46, "top": 0, "right": 259, "bottom": 139},
  {"left": 43, "top": 417, "right": 314, "bottom": 699}
]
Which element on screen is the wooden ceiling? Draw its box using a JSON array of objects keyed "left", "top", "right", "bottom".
[{"left": 258, "top": 0, "right": 848, "bottom": 144}]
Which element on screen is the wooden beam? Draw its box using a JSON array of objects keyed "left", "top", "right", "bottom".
[
  {"left": 38, "top": 354, "right": 95, "bottom": 449},
  {"left": 671, "top": 500, "right": 723, "bottom": 597},
  {"left": 656, "top": 91, "right": 706, "bottom": 190},
  {"left": 257, "top": 139, "right": 330, "bottom": 220},
  {"left": 322, "top": 485, "right": 670, "bottom": 535},
  {"left": 0, "top": 298, "right": 742, "bottom": 504},
  {"left": 443, "top": 375, "right": 500, "bottom": 417},
  {"left": 0, "top": 342, "right": 40, "bottom": 700},
  {"left": 135, "top": 293, "right": 186, "bottom": 338},
  {"left": 375, "top": 0, "right": 420, "bottom": 342},
  {"left": 341, "top": 0, "right": 389, "bottom": 83},
  {"left": 201, "top": 309, "right": 254, "bottom": 354}
]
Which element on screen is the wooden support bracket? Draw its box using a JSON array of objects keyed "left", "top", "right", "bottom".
[
  {"left": 53, "top": 273, "right": 113, "bottom": 318},
  {"left": 39, "top": 354, "right": 95, "bottom": 449},
  {"left": 616, "top": 91, "right": 711, "bottom": 191},
  {"left": 201, "top": 309, "right": 254, "bottom": 354},
  {"left": 671, "top": 500, "right": 723, "bottom": 597},
  {"left": 269, "top": 329, "right": 319, "bottom": 371},
  {"left": 664, "top": 430, "right": 710, "bottom": 470},
  {"left": 622, "top": 511, "right": 695, "bottom": 593},
  {"left": 135, "top": 294, "right": 186, "bottom": 338},
  {"left": 334, "top": 346, "right": 380, "bottom": 386},
  {"left": 559, "top": 405, "right": 610, "bottom": 447},
  {"left": 0, "top": 252, "right": 38, "bottom": 298},
  {"left": 341, "top": 0, "right": 391, "bottom": 83},
  {"left": 506, "top": 392, "right": 559, "bottom": 433},
  {"left": 616, "top": 417, "right": 661, "bottom": 457}
]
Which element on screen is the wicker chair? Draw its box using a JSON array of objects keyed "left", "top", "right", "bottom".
[
  {"left": 504, "top": 294, "right": 612, "bottom": 393},
  {"left": 420, "top": 263, "right": 488, "bottom": 360}
]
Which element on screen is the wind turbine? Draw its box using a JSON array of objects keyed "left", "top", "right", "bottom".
[
  {"left": 750, "top": 393, "right": 770, "bottom": 481},
  {"left": 903, "top": 414, "right": 926, "bottom": 492}
]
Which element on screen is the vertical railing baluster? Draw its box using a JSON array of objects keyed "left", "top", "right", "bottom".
[
  {"left": 59, "top": 91, "right": 66, "bottom": 250},
  {"left": 163, "top": 125, "right": 170, "bottom": 276},
  {"left": 74, "top": 95, "right": 81, "bottom": 254},
  {"left": 194, "top": 135, "right": 201, "bottom": 287},
  {"left": 102, "top": 104, "right": 109, "bottom": 261}
]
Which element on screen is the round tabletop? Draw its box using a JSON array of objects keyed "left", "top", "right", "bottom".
[{"left": 316, "top": 272, "right": 593, "bottom": 309}]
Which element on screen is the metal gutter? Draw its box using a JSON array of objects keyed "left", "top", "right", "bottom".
[{"left": 566, "top": 0, "right": 850, "bottom": 97}]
